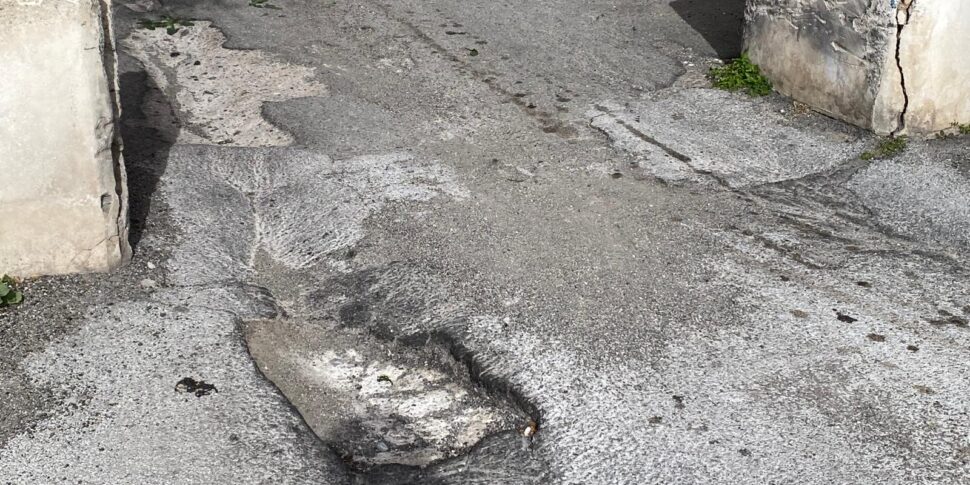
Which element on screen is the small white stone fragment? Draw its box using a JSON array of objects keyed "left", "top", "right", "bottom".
[{"left": 522, "top": 420, "right": 538, "bottom": 437}]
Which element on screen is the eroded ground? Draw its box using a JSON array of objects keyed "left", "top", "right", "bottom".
[{"left": 2, "top": 1, "right": 969, "bottom": 483}]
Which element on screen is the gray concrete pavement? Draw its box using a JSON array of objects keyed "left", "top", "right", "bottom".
[{"left": 2, "top": 1, "right": 969, "bottom": 483}]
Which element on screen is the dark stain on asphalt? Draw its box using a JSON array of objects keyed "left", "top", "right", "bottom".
[
  {"left": 541, "top": 122, "right": 578, "bottom": 137},
  {"left": 672, "top": 395, "right": 685, "bottom": 409},
  {"left": 339, "top": 301, "right": 371, "bottom": 325},
  {"left": 856, "top": 281, "right": 872, "bottom": 288},
  {"left": 929, "top": 310, "right": 968, "bottom": 328},
  {"left": 866, "top": 333, "right": 886, "bottom": 342},
  {"left": 906, "top": 344, "right": 919, "bottom": 352},
  {"left": 929, "top": 316, "right": 968, "bottom": 328},
  {"left": 175, "top": 377, "right": 218, "bottom": 397},
  {"left": 834, "top": 310, "right": 858, "bottom": 323}
]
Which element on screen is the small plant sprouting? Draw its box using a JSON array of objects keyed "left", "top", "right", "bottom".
[
  {"left": 0, "top": 275, "right": 23, "bottom": 308},
  {"left": 935, "top": 123, "right": 970, "bottom": 140},
  {"left": 249, "top": 0, "right": 282, "bottom": 9},
  {"left": 138, "top": 16, "right": 195, "bottom": 35},
  {"left": 709, "top": 53, "right": 773, "bottom": 97},
  {"left": 860, "top": 136, "right": 908, "bottom": 161}
]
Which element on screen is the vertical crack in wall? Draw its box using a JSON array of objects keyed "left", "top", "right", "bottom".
[{"left": 892, "top": 0, "right": 915, "bottom": 136}]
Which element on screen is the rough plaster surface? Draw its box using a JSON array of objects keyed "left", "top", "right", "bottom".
[
  {"left": 745, "top": 0, "right": 969, "bottom": 135},
  {"left": 0, "top": 0, "right": 130, "bottom": 276}
]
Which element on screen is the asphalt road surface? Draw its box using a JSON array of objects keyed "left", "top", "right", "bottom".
[{"left": 2, "top": 1, "right": 969, "bottom": 483}]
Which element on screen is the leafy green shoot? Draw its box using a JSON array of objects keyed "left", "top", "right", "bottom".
[
  {"left": 0, "top": 275, "right": 23, "bottom": 308},
  {"left": 138, "top": 16, "right": 195, "bottom": 35},
  {"left": 861, "top": 136, "right": 908, "bottom": 161},
  {"left": 709, "top": 53, "right": 773, "bottom": 97}
]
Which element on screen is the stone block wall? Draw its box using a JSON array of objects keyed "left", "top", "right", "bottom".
[
  {"left": 0, "top": 0, "right": 130, "bottom": 276},
  {"left": 744, "top": 0, "right": 970, "bottom": 136}
]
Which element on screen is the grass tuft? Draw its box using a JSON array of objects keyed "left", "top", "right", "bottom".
[
  {"left": 709, "top": 53, "right": 773, "bottom": 96},
  {"left": 860, "top": 136, "right": 907, "bottom": 161}
]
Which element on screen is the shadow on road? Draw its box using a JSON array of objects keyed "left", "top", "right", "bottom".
[
  {"left": 670, "top": 0, "right": 747, "bottom": 59},
  {"left": 118, "top": 67, "right": 177, "bottom": 250}
]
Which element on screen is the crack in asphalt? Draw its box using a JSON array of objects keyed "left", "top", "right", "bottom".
[{"left": 591, "top": 105, "right": 692, "bottom": 163}]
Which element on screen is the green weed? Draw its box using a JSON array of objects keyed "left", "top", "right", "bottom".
[
  {"left": 138, "top": 16, "right": 195, "bottom": 35},
  {"left": 861, "top": 136, "right": 907, "bottom": 161},
  {"left": 0, "top": 275, "right": 23, "bottom": 308},
  {"left": 709, "top": 53, "right": 773, "bottom": 96}
]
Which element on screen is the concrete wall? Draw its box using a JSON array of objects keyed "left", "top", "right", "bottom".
[
  {"left": 745, "top": 0, "right": 969, "bottom": 136},
  {"left": 0, "top": 0, "right": 130, "bottom": 276},
  {"left": 900, "top": 1, "right": 970, "bottom": 134}
]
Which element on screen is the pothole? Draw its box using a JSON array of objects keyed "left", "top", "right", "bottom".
[
  {"left": 244, "top": 317, "right": 529, "bottom": 467},
  {"left": 242, "top": 254, "right": 549, "bottom": 483},
  {"left": 244, "top": 316, "right": 545, "bottom": 482}
]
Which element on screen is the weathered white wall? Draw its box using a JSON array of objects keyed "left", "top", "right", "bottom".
[
  {"left": 744, "top": 0, "right": 969, "bottom": 136},
  {"left": 900, "top": 1, "right": 970, "bottom": 134},
  {"left": 0, "top": 0, "right": 130, "bottom": 276}
]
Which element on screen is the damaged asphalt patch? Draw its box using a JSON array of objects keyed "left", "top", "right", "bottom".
[
  {"left": 123, "top": 20, "right": 326, "bottom": 146},
  {"left": 590, "top": 89, "right": 866, "bottom": 188}
]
